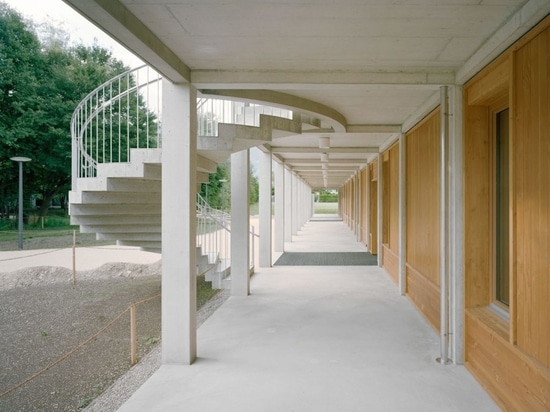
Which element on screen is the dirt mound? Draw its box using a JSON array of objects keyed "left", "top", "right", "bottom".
[{"left": 0, "top": 261, "right": 163, "bottom": 291}]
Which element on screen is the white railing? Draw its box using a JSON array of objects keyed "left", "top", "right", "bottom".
[
  {"left": 71, "top": 65, "right": 293, "bottom": 189},
  {"left": 71, "top": 65, "right": 162, "bottom": 188},
  {"left": 196, "top": 194, "right": 257, "bottom": 283},
  {"left": 197, "top": 98, "right": 292, "bottom": 136},
  {"left": 70, "top": 65, "right": 283, "bottom": 284}
]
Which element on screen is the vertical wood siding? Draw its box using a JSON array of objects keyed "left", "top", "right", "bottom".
[
  {"left": 463, "top": 17, "right": 550, "bottom": 410},
  {"left": 382, "top": 143, "right": 400, "bottom": 281},
  {"left": 369, "top": 161, "right": 378, "bottom": 255},
  {"left": 513, "top": 25, "right": 550, "bottom": 368},
  {"left": 406, "top": 109, "right": 441, "bottom": 285},
  {"left": 464, "top": 105, "right": 491, "bottom": 308},
  {"left": 405, "top": 109, "right": 441, "bottom": 330}
]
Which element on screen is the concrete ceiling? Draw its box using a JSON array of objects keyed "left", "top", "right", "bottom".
[{"left": 62, "top": 0, "right": 549, "bottom": 189}]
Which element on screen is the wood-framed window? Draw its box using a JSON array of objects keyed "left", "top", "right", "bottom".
[{"left": 490, "top": 103, "right": 510, "bottom": 309}]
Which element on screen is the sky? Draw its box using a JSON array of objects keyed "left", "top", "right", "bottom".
[{"left": 3, "top": 0, "right": 143, "bottom": 68}]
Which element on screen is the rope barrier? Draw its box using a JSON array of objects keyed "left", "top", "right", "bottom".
[
  {"left": 0, "top": 248, "right": 65, "bottom": 262},
  {"left": 0, "top": 293, "right": 161, "bottom": 399}
]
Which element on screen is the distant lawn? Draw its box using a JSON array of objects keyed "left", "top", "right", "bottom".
[
  {"left": 314, "top": 202, "right": 338, "bottom": 214},
  {"left": 0, "top": 213, "right": 115, "bottom": 250}
]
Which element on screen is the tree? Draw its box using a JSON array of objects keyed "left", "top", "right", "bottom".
[
  {"left": 249, "top": 164, "right": 259, "bottom": 205},
  {"left": 0, "top": 4, "right": 134, "bottom": 217},
  {"left": 199, "top": 162, "right": 230, "bottom": 210},
  {"left": 0, "top": 4, "right": 43, "bottom": 216}
]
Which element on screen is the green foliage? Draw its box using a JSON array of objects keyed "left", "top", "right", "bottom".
[
  {"left": 318, "top": 192, "right": 338, "bottom": 202},
  {"left": 144, "top": 336, "right": 160, "bottom": 345},
  {"left": 196, "top": 274, "right": 219, "bottom": 309},
  {"left": 314, "top": 202, "right": 338, "bottom": 214},
  {"left": 249, "top": 164, "right": 259, "bottom": 205},
  {"left": 199, "top": 162, "right": 230, "bottom": 210},
  {"left": 77, "top": 384, "right": 103, "bottom": 410},
  {"left": 0, "top": 4, "right": 131, "bottom": 217},
  {"left": 198, "top": 160, "right": 260, "bottom": 210}
]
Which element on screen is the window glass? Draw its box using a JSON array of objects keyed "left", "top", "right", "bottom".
[{"left": 495, "top": 108, "right": 510, "bottom": 306}]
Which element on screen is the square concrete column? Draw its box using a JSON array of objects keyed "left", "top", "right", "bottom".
[
  {"left": 449, "top": 85, "right": 464, "bottom": 364},
  {"left": 231, "top": 149, "right": 250, "bottom": 296},
  {"left": 161, "top": 82, "right": 197, "bottom": 365},
  {"left": 274, "top": 161, "right": 284, "bottom": 252},
  {"left": 291, "top": 173, "right": 298, "bottom": 235},
  {"left": 259, "top": 149, "right": 272, "bottom": 267},
  {"left": 284, "top": 165, "right": 292, "bottom": 242}
]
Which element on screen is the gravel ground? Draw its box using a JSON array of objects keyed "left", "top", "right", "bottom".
[{"left": 0, "top": 258, "right": 229, "bottom": 412}]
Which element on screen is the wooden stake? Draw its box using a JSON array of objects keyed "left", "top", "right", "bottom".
[
  {"left": 72, "top": 230, "right": 76, "bottom": 286},
  {"left": 130, "top": 305, "right": 137, "bottom": 365}
]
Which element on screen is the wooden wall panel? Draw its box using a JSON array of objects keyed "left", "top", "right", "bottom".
[
  {"left": 406, "top": 264, "right": 440, "bottom": 331},
  {"left": 463, "top": 17, "right": 550, "bottom": 410},
  {"left": 382, "top": 245, "right": 398, "bottom": 284},
  {"left": 405, "top": 109, "right": 440, "bottom": 287},
  {"left": 466, "top": 53, "right": 510, "bottom": 106},
  {"left": 389, "top": 144, "right": 400, "bottom": 253},
  {"left": 463, "top": 105, "right": 491, "bottom": 308},
  {"left": 382, "top": 143, "right": 400, "bottom": 254},
  {"left": 513, "top": 26, "right": 550, "bottom": 368},
  {"left": 369, "top": 161, "right": 378, "bottom": 255},
  {"left": 466, "top": 309, "right": 550, "bottom": 411}
]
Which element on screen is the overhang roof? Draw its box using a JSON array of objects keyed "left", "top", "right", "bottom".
[{"left": 62, "top": 0, "right": 549, "bottom": 189}]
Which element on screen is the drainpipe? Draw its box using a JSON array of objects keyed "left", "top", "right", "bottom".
[
  {"left": 438, "top": 86, "right": 451, "bottom": 365},
  {"left": 377, "top": 152, "right": 383, "bottom": 268},
  {"left": 398, "top": 133, "right": 406, "bottom": 296}
]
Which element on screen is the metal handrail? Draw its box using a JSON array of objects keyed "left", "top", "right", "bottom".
[
  {"left": 70, "top": 65, "right": 292, "bottom": 190},
  {"left": 71, "top": 65, "right": 163, "bottom": 188},
  {"left": 196, "top": 194, "right": 257, "bottom": 276}
]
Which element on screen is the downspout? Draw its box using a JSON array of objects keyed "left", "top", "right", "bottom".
[
  {"left": 398, "top": 133, "right": 406, "bottom": 296},
  {"left": 355, "top": 172, "right": 361, "bottom": 242},
  {"left": 438, "top": 86, "right": 451, "bottom": 365}
]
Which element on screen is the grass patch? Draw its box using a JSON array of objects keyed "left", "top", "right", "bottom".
[
  {"left": 314, "top": 202, "right": 338, "bottom": 214},
  {"left": 197, "top": 274, "right": 220, "bottom": 308}
]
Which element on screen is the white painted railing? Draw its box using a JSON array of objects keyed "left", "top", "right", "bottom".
[
  {"left": 196, "top": 194, "right": 257, "bottom": 284},
  {"left": 71, "top": 65, "right": 284, "bottom": 284},
  {"left": 71, "top": 65, "right": 293, "bottom": 189},
  {"left": 70, "top": 65, "right": 163, "bottom": 187}
]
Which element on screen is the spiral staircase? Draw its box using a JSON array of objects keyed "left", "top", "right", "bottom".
[{"left": 68, "top": 65, "right": 321, "bottom": 285}]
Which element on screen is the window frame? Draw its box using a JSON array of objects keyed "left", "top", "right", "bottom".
[{"left": 488, "top": 98, "right": 510, "bottom": 312}]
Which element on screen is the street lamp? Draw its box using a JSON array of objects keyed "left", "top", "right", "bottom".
[{"left": 10, "top": 157, "right": 31, "bottom": 249}]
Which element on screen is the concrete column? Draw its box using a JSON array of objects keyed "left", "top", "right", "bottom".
[
  {"left": 291, "top": 173, "right": 298, "bottom": 235},
  {"left": 161, "top": 82, "right": 197, "bottom": 365},
  {"left": 439, "top": 86, "right": 451, "bottom": 364},
  {"left": 365, "top": 165, "right": 371, "bottom": 249},
  {"left": 284, "top": 165, "right": 292, "bottom": 242},
  {"left": 259, "top": 149, "right": 272, "bottom": 267},
  {"left": 449, "top": 85, "right": 464, "bottom": 364},
  {"left": 398, "top": 133, "right": 407, "bottom": 296},
  {"left": 355, "top": 172, "right": 361, "bottom": 241},
  {"left": 274, "top": 160, "right": 284, "bottom": 252},
  {"left": 231, "top": 149, "right": 250, "bottom": 296}
]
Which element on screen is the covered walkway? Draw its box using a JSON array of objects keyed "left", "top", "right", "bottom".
[{"left": 119, "top": 220, "right": 498, "bottom": 412}]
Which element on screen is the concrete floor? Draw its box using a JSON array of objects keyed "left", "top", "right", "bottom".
[{"left": 118, "top": 220, "right": 500, "bottom": 412}]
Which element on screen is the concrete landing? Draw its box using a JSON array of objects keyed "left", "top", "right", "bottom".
[{"left": 118, "top": 220, "right": 499, "bottom": 412}]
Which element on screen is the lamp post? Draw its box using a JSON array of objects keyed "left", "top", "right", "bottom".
[{"left": 10, "top": 157, "right": 31, "bottom": 249}]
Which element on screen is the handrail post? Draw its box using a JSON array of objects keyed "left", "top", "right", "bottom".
[{"left": 130, "top": 305, "right": 137, "bottom": 365}]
